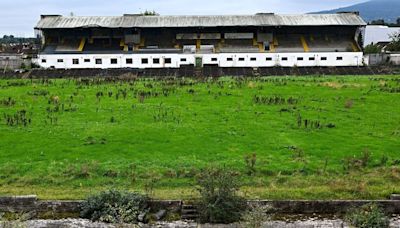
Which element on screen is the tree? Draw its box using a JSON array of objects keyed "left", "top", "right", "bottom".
[
  {"left": 364, "top": 43, "right": 382, "bottom": 54},
  {"left": 386, "top": 32, "right": 400, "bottom": 52},
  {"left": 141, "top": 10, "right": 158, "bottom": 16},
  {"left": 397, "top": 17, "right": 400, "bottom": 26},
  {"left": 370, "top": 19, "right": 385, "bottom": 25}
]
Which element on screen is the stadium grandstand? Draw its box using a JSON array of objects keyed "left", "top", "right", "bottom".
[{"left": 34, "top": 13, "right": 366, "bottom": 69}]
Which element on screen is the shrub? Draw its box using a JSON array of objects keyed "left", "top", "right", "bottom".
[
  {"left": 240, "top": 204, "right": 270, "bottom": 228},
  {"left": 364, "top": 44, "right": 382, "bottom": 54},
  {"left": 195, "top": 166, "right": 247, "bottom": 224},
  {"left": 80, "top": 190, "right": 149, "bottom": 224},
  {"left": 345, "top": 203, "right": 390, "bottom": 228}
]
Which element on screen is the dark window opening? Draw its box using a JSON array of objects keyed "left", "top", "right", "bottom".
[
  {"left": 238, "top": 58, "right": 245, "bottom": 61},
  {"left": 153, "top": 58, "right": 160, "bottom": 64},
  {"left": 227, "top": 58, "right": 233, "bottom": 61},
  {"left": 57, "top": 59, "right": 63, "bottom": 63},
  {"left": 111, "top": 59, "right": 118, "bottom": 64},
  {"left": 250, "top": 57, "right": 257, "bottom": 61},
  {"left": 266, "top": 57, "right": 272, "bottom": 61},
  {"left": 281, "top": 57, "right": 288, "bottom": 61},
  {"left": 41, "top": 59, "right": 46, "bottom": 63},
  {"left": 309, "top": 57, "right": 315, "bottom": 61},
  {"left": 95, "top": 59, "right": 102, "bottom": 64},
  {"left": 165, "top": 58, "right": 172, "bottom": 64},
  {"left": 297, "top": 57, "right": 304, "bottom": 61},
  {"left": 211, "top": 58, "right": 218, "bottom": 62},
  {"left": 321, "top": 57, "right": 327, "bottom": 61},
  {"left": 141, "top": 58, "right": 148, "bottom": 64},
  {"left": 72, "top": 59, "right": 79, "bottom": 65},
  {"left": 84, "top": 59, "right": 90, "bottom": 63},
  {"left": 126, "top": 58, "right": 133, "bottom": 64},
  {"left": 336, "top": 57, "right": 343, "bottom": 60},
  {"left": 180, "top": 58, "right": 187, "bottom": 62}
]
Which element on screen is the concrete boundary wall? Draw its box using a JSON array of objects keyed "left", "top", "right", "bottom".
[
  {"left": 36, "top": 52, "right": 364, "bottom": 69},
  {"left": 1, "top": 196, "right": 400, "bottom": 219}
]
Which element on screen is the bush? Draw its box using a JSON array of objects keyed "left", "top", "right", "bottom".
[
  {"left": 195, "top": 166, "right": 247, "bottom": 224},
  {"left": 364, "top": 44, "right": 382, "bottom": 54},
  {"left": 80, "top": 190, "right": 149, "bottom": 224},
  {"left": 345, "top": 203, "right": 390, "bottom": 228},
  {"left": 240, "top": 204, "right": 270, "bottom": 228}
]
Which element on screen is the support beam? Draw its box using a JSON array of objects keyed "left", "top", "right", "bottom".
[
  {"left": 269, "top": 43, "right": 275, "bottom": 52},
  {"left": 273, "top": 36, "right": 279, "bottom": 46},
  {"left": 253, "top": 37, "right": 258, "bottom": 46},
  {"left": 300, "top": 35, "right": 310, "bottom": 52},
  {"left": 140, "top": 37, "right": 145, "bottom": 47},
  {"left": 78, "top": 38, "right": 86, "bottom": 52},
  {"left": 258, "top": 43, "right": 265, "bottom": 53},
  {"left": 351, "top": 41, "right": 360, "bottom": 52},
  {"left": 196, "top": 39, "right": 201, "bottom": 51}
]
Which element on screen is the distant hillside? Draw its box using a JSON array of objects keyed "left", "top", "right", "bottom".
[{"left": 313, "top": 0, "right": 400, "bottom": 23}]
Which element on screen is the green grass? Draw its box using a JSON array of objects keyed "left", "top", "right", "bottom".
[{"left": 0, "top": 75, "right": 399, "bottom": 200}]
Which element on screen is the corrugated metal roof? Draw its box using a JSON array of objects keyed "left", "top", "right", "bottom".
[
  {"left": 35, "top": 14, "right": 366, "bottom": 29},
  {"left": 364, "top": 25, "right": 400, "bottom": 47}
]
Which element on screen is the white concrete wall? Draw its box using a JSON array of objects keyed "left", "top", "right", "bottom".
[
  {"left": 36, "top": 52, "right": 364, "bottom": 69},
  {"left": 389, "top": 54, "right": 400, "bottom": 65}
]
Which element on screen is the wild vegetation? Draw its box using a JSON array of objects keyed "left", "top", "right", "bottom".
[
  {"left": 345, "top": 203, "right": 390, "bottom": 228},
  {"left": 195, "top": 166, "right": 246, "bottom": 223},
  {"left": 0, "top": 76, "right": 399, "bottom": 200},
  {"left": 80, "top": 190, "right": 149, "bottom": 224}
]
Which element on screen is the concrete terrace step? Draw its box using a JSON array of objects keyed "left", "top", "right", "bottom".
[{"left": 181, "top": 204, "right": 199, "bottom": 221}]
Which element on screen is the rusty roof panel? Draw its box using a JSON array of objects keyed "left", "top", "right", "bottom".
[{"left": 35, "top": 14, "right": 366, "bottom": 29}]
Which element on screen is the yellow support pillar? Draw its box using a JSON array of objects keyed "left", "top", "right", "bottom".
[
  {"left": 120, "top": 39, "right": 125, "bottom": 47},
  {"left": 300, "top": 35, "right": 310, "bottom": 52},
  {"left": 273, "top": 36, "right": 279, "bottom": 46},
  {"left": 351, "top": 41, "right": 360, "bottom": 52},
  {"left": 217, "top": 38, "right": 225, "bottom": 53},
  {"left": 258, "top": 43, "right": 264, "bottom": 52},
  {"left": 78, "top": 38, "right": 86, "bottom": 51},
  {"left": 123, "top": 45, "right": 129, "bottom": 52},
  {"left": 253, "top": 37, "right": 258, "bottom": 46},
  {"left": 269, "top": 43, "right": 275, "bottom": 53},
  {"left": 140, "top": 37, "right": 145, "bottom": 47},
  {"left": 196, "top": 39, "right": 201, "bottom": 51}
]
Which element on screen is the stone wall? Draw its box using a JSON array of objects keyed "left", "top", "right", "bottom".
[
  {"left": 0, "top": 196, "right": 181, "bottom": 219},
  {"left": 250, "top": 200, "right": 400, "bottom": 214},
  {"left": 1, "top": 196, "right": 400, "bottom": 220}
]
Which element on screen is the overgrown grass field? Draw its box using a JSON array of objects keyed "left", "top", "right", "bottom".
[{"left": 0, "top": 76, "right": 399, "bottom": 200}]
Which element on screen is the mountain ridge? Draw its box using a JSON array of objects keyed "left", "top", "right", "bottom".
[{"left": 312, "top": 0, "right": 400, "bottom": 23}]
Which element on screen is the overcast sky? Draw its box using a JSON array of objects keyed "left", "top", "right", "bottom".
[{"left": 1, "top": 0, "right": 367, "bottom": 37}]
